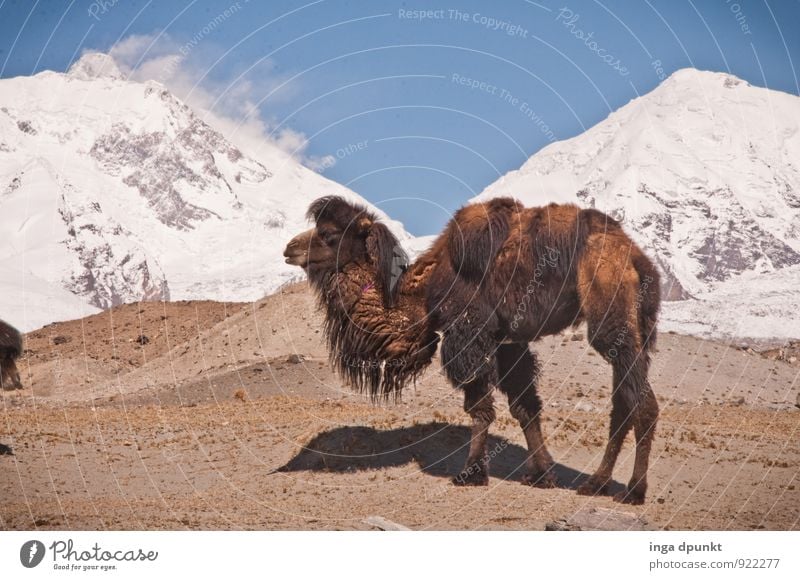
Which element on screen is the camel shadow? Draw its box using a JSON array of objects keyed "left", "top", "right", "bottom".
[{"left": 276, "top": 422, "right": 625, "bottom": 493}]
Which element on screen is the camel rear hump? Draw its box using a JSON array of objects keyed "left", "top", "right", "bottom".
[{"left": 527, "top": 203, "right": 587, "bottom": 281}]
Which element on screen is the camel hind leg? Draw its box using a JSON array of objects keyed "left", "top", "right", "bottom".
[
  {"left": 625, "top": 368, "right": 658, "bottom": 504},
  {"left": 576, "top": 241, "right": 659, "bottom": 504},
  {"left": 577, "top": 342, "right": 657, "bottom": 504}
]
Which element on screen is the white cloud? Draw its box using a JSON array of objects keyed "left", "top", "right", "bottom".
[{"left": 95, "top": 32, "right": 328, "bottom": 169}]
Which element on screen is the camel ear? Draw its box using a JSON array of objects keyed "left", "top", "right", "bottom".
[
  {"left": 366, "top": 222, "right": 407, "bottom": 308},
  {"left": 356, "top": 216, "right": 373, "bottom": 233}
]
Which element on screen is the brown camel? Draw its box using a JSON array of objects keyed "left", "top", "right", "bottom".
[
  {"left": 0, "top": 319, "right": 23, "bottom": 391},
  {"left": 284, "top": 195, "right": 660, "bottom": 504}
]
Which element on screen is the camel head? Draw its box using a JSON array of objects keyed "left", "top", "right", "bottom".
[
  {"left": 284, "top": 196, "right": 437, "bottom": 399},
  {"left": 284, "top": 196, "right": 407, "bottom": 307}
]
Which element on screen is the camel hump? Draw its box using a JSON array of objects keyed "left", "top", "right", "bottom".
[{"left": 448, "top": 197, "right": 521, "bottom": 282}]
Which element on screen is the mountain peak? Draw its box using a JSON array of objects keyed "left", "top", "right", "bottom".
[
  {"left": 67, "top": 52, "right": 123, "bottom": 81},
  {"left": 663, "top": 67, "right": 751, "bottom": 90}
]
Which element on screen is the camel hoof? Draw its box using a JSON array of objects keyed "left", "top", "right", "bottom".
[
  {"left": 452, "top": 462, "right": 489, "bottom": 486},
  {"left": 522, "top": 470, "right": 558, "bottom": 488},
  {"left": 576, "top": 479, "right": 610, "bottom": 497},
  {"left": 613, "top": 488, "right": 646, "bottom": 505}
]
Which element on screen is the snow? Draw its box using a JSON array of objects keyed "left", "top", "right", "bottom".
[
  {"left": 402, "top": 235, "right": 437, "bottom": 260},
  {"left": 0, "top": 262, "right": 100, "bottom": 332},
  {"left": 661, "top": 265, "right": 800, "bottom": 347}
]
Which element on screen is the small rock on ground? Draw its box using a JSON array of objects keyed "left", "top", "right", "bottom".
[{"left": 546, "top": 506, "right": 656, "bottom": 531}]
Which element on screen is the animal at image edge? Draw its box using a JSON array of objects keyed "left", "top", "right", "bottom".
[
  {"left": 284, "top": 195, "right": 661, "bottom": 504},
  {"left": 0, "top": 319, "right": 23, "bottom": 391}
]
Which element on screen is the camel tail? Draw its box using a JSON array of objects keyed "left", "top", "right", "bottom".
[{"left": 632, "top": 253, "right": 660, "bottom": 353}]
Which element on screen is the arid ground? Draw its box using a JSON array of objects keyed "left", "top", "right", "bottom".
[{"left": 2, "top": 283, "right": 798, "bottom": 530}]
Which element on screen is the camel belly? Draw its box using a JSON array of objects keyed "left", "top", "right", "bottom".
[{"left": 496, "top": 287, "right": 582, "bottom": 342}]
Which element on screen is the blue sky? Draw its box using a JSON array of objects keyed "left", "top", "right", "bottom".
[{"left": 1, "top": 0, "right": 798, "bottom": 235}]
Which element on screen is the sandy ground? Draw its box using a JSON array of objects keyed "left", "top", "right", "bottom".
[{"left": 2, "top": 283, "right": 799, "bottom": 530}]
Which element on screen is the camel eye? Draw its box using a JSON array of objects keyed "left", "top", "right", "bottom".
[{"left": 319, "top": 230, "right": 339, "bottom": 246}]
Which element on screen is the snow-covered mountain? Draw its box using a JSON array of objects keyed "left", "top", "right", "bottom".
[
  {"left": 0, "top": 53, "right": 409, "bottom": 331},
  {"left": 3, "top": 59, "right": 796, "bottom": 344},
  {"left": 476, "top": 68, "right": 800, "bottom": 344}
]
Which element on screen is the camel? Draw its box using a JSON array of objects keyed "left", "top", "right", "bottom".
[
  {"left": 284, "top": 195, "right": 660, "bottom": 504},
  {"left": 0, "top": 320, "right": 23, "bottom": 391}
]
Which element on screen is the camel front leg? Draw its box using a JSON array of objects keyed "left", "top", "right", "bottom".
[
  {"left": 496, "top": 343, "right": 557, "bottom": 488},
  {"left": 453, "top": 378, "right": 496, "bottom": 486}
]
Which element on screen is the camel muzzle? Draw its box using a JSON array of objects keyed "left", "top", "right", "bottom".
[{"left": 284, "top": 230, "right": 314, "bottom": 268}]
